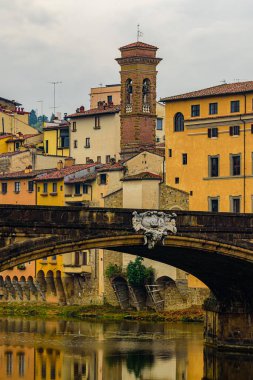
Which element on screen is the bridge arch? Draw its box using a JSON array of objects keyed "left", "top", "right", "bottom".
[{"left": 1, "top": 233, "right": 253, "bottom": 309}]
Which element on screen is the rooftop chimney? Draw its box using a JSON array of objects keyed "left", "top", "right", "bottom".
[
  {"left": 64, "top": 157, "right": 75, "bottom": 167},
  {"left": 57, "top": 160, "right": 64, "bottom": 170}
]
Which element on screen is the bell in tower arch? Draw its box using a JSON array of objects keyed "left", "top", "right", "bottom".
[{"left": 142, "top": 78, "right": 151, "bottom": 113}]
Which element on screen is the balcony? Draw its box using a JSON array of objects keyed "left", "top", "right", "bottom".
[
  {"left": 125, "top": 104, "right": 132, "bottom": 113},
  {"left": 63, "top": 264, "right": 92, "bottom": 274},
  {"left": 143, "top": 103, "right": 150, "bottom": 113}
]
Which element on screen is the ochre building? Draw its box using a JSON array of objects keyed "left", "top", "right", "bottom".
[{"left": 162, "top": 81, "right": 253, "bottom": 212}]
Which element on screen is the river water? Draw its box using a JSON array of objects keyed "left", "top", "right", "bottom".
[{"left": 0, "top": 317, "right": 252, "bottom": 380}]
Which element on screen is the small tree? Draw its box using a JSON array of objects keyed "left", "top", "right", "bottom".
[
  {"left": 29, "top": 109, "right": 37, "bottom": 126},
  {"left": 126, "top": 257, "right": 154, "bottom": 287}
]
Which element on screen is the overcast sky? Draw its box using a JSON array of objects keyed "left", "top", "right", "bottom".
[{"left": 1, "top": 0, "right": 253, "bottom": 117}]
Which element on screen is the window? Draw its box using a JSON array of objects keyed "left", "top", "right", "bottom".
[
  {"left": 182, "top": 153, "right": 187, "bottom": 165},
  {"left": 230, "top": 196, "right": 241, "bottom": 213},
  {"left": 50, "top": 364, "right": 56, "bottom": 380},
  {"left": 2, "top": 182, "right": 7, "bottom": 194},
  {"left": 43, "top": 182, "right": 48, "bottom": 193},
  {"left": 59, "top": 128, "right": 69, "bottom": 148},
  {"left": 209, "top": 156, "right": 219, "bottom": 177},
  {"left": 175, "top": 177, "right": 179, "bottom": 184},
  {"left": 82, "top": 251, "right": 88, "bottom": 265},
  {"left": 174, "top": 113, "right": 184, "bottom": 132},
  {"left": 231, "top": 100, "right": 240, "bottom": 113},
  {"left": 75, "top": 184, "right": 81, "bottom": 195},
  {"left": 156, "top": 118, "right": 163, "bottom": 130},
  {"left": 83, "top": 184, "right": 88, "bottom": 194},
  {"left": 106, "top": 155, "right": 111, "bottom": 164},
  {"left": 17, "top": 352, "right": 25, "bottom": 377},
  {"left": 85, "top": 138, "right": 90, "bottom": 148},
  {"left": 75, "top": 252, "right": 80, "bottom": 266},
  {"left": 41, "top": 361, "right": 46, "bottom": 379},
  {"left": 74, "top": 140, "right": 78, "bottom": 148},
  {"left": 28, "top": 181, "right": 34, "bottom": 192},
  {"left": 45, "top": 140, "right": 49, "bottom": 153},
  {"left": 100, "top": 174, "right": 107, "bottom": 185},
  {"left": 156, "top": 137, "right": 160, "bottom": 142},
  {"left": 168, "top": 149, "right": 172, "bottom": 157},
  {"left": 72, "top": 122, "right": 77, "bottom": 132},
  {"left": 5, "top": 351, "right": 13, "bottom": 376},
  {"left": 97, "top": 156, "right": 101, "bottom": 163},
  {"left": 191, "top": 104, "right": 200, "bottom": 117},
  {"left": 231, "top": 154, "right": 241, "bottom": 176},
  {"left": 209, "top": 197, "right": 219, "bottom": 212},
  {"left": 15, "top": 141, "right": 20, "bottom": 150},
  {"left": 107, "top": 95, "right": 112, "bottom": 103},
  {"left": 229, "top": 126, "right": 240, "bottom": 136},
  {"left": 52, "top": 182, "right": 57, "bottom": 193},
  {"left": 14, "top": 181, "right": 20, "bottom": 193},
  {"left": 95, "top": 116, "right": 100, "bottom": 129},
  {"left": 209, "top": 103, "right": 218, "bottom": 115},
  {"left": 208, "top": 128, "right": 218, "bottom": 138}
]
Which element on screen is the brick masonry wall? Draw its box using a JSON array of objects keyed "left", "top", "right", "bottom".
[
  {"left": 104, "top": 189, "right": 123, "bottom": 208},
  {"left": 159, "top": 183, "right": 189, "bottom": 210},
  {"left": 103, "top": 249, "right": 124, "bottom": 306}
]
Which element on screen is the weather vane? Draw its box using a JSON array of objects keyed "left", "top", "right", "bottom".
[{"left": 137, "top": 24, "right": 143, "bottom": 41}]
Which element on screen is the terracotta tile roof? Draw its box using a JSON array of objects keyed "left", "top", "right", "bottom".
[
  {"left": 0, "top": 169, "right": 55, "bottom": 180},
  {"left": 65, "top": 173, "right": 96, "bottom": 184},
  {"left": 0, "top": 134, "right": 12, "bottom": 140},
  {"left": 43, "top": 121, "right": 70, "bottom": 130},
  {"left": 96, "top": 163, "right": 124, "bottom": 172},
  {"left": 122, "top": 172, "right": 162, "bottom": 181},
  {"left": 0, "top": 150, "right": 29, "bottom": 158},
  {"left": 35, "top": 163, "right": 97, "bottom": 181},
  {"left": 68, "top": 105, "right": 120, "bottom": 118},
  {"left": 161, "top": 81, "right": 253, "bottom": 102},
  {"left": 0, "top": 97, "right": 21, "bottom": 106},
  {"left": 119, "top": 41, "right": 158, "bottom": 50}
]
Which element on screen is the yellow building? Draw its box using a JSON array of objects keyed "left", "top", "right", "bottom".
[
  {"left": 162, "top": 81, "right": 253, "bottom": 213},
  {"left": 90, "top": 84, "right": 121, "bottom": 109},
  {"left": 68, "top": 104, "right": 121, "bottom": 164},
  {"left": 43, "top": 120, "right": 70, "bottom": 157},
  {"left": 0, "top": 102, "right": 36, "bottom": 135},
  {"left": 35, "top": 160, "right": 99, "bottom": 290}
]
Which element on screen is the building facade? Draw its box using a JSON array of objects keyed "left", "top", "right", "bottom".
[{"left": 162, "top": 81, "right": 253, "bottom": 212}]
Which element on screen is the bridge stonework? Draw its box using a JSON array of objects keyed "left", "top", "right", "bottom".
[{"left": 1, "top": 204, "right": 253, "bottom": 351}]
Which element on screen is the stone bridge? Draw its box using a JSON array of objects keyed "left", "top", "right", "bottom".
[{"left": 1, "top": 204, "right": 253, "bottom": 351}]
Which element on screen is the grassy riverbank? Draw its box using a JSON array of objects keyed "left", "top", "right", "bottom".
[{"left": 0, "top": 303, "right": 204, "bottom": 322}]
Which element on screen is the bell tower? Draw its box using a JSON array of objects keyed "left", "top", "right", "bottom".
[{"left": 116, "top": 41, "right": 162, "bottom": 159}]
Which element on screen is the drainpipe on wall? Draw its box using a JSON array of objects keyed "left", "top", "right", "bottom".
[{"left": 241, "top": 94, "right": 247, "bottom": 212}]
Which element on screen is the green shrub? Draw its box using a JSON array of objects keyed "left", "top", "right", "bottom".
[
  {"left": 126, "top": 257, "right": 154, "bottom": 287},
  {"left": 105, "top": 264, "right": 122, "bottom": 279}
]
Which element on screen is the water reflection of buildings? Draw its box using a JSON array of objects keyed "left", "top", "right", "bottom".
[
  {"left": 0, "top": 344, "right": 34, "bottom": 379},
  {"left": 4, "top": 318, "right": 250, "bottom": 380}
]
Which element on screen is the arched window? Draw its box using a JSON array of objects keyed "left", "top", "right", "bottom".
[
  {"left": 174, "top": 112, "right": 184, "bottom": 132},
  {"left": 142, "top": 78, "right": 150, "bottom": 104},
  {"left": 126, "top": 79, "right": 133, "bottom": 104}
]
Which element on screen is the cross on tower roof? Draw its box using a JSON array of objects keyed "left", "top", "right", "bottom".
[{"left": 137, "top": 24, "right": 143, "bottom": 41}]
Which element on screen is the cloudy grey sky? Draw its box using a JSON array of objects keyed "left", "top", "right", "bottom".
[{"left": 1, "top": 0, "right": 253, "bottom": 117}]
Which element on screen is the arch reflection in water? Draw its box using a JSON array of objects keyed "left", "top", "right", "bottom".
[
  {"left": 203, "top": 347, "right": 253, "bottom": 380},
  {"left": 4, "top": 317, "right": 251, "bottom": 379}
]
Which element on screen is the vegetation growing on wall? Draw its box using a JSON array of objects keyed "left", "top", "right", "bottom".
[
  {"left": 105, "top": 263, "right": 123, "bottom": 279},
  {"left": 126, "top": 257, "right": 154, "bottom": 287}
]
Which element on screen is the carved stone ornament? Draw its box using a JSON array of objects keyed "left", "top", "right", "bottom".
[{"left": 132, "top": 211, "right": 177, "bottom": 249}]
